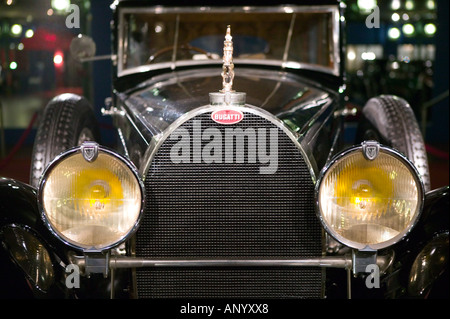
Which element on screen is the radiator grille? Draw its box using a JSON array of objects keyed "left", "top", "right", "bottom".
[
  {"left": 136, "top": 268, "right": 322, "bottom": 298},
  {"left": 136, "top": 110, "right": 323, "bottom": 298}
]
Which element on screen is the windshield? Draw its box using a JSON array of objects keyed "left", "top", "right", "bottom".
[{"left": 118, "top": 6, "right": 340, "bottom": 77}]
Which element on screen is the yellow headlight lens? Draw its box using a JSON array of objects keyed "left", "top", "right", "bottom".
[
  {"left": 318, "top": 146, "right": 423, "bottom": 249},
  {"left": 41, "top": 150, "right": 143, "bottom": 250}
]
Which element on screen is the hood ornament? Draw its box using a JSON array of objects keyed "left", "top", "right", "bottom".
[
  {"left": 210, "top": 25, "right": 246, "bottom": 106},
  {"left": 221, "top": 25, "right": 235, "bottom": 94}
]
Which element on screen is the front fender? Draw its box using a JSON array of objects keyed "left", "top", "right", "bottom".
[
  {"left": 387, "top": 186, "right": 449, "bottom": 298},
  {"left": 0, "top": 177, "right": 40, "bottom": 227},
  {"left": 408, "top": 232, "right": 448, "bottom": 298},
  {"left": 407, "top": 186, "right": 449, "bottom": 298},
  {"left": 0, "top": 178, "right": 70, "bottom": 298}
]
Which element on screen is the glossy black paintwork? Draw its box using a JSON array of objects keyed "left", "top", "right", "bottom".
[
  {"left": 0, "top": 178, "right": 69, "bottom": 298},
  {"left": 0, "top": 178, "right": 39, "bottom": 226},
  {"left": 385, "top": 186, "right": 449, "bottom": 298}
]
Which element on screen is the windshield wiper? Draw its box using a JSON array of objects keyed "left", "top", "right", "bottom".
[
  {"left": 171, "top": 14, "right": 180, "bottom": 70},
  {"left": 282, "top": 13, "right": 297, "bottom": 65}
]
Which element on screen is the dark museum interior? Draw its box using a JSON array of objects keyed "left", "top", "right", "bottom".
[{"left": 0, "top": 0, "right": 448, "bottom": 187}]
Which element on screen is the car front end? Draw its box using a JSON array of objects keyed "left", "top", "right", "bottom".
[{"left": 0, "top": 0, "right": 448, "bottom": 301}]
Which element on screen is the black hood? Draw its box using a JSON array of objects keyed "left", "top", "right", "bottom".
[{"left": 122, "top": 67, "right": 338, "bottom": 137}]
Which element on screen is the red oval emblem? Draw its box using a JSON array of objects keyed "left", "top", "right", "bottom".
[{"left": 211, "top": 109, "right": 244, "bottom": 125}]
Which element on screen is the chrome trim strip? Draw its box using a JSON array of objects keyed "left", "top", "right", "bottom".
[
  {"left": 119, "top": 5, "right": 339, "bottom": 15},
  {"left": 117, "top": 5, "right": 341, "bottom": 77},
  {"left": 71, "top": 254, "right": 393, "bottom": 272},
  {"left": 118, "top": 59, "right": 338, "bottom": 78},
  {"left": 332, "top": 6, "right": 341, "bottom": 76},
  {"left": 116, "top": 127, "right": 131, "bottom": 159},
  {"left": 110, "top": 257, "right": 352, "bottom": 269},
  {"left": 124, "top": 109, "right": 151, "bottom": 147}
]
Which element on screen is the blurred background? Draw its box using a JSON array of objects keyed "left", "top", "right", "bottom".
[{"left": 0, "top": 0, "right": 448, "bottom": 188}]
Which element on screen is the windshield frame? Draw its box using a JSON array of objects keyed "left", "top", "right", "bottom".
[{"left": 116, "top": 5, "right": 341, "bottom": 78}]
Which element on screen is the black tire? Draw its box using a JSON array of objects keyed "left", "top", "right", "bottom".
[
  {"left": 356, "top": 95, "right": 431, "bottom": 191},
  {"left": 30, "top": 93, "right": 100, "bottom": 188}
]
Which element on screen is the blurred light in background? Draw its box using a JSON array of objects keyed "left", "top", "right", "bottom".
[
  {"left": 51, "top": 0, "right": 71, "bottom": 11},
  {"left": 9, "top": 62, "right": 18, "bottom": 70},
  {"left": 283, "top": 6, "right": 294, "bottom": 14},
  {"left": 424, "top": 23, "right": 437, "bottom": 36},
  {"left": 347, "top": 50, "right": 356, "bottom": 61},
  {"left": 405, "top": 0, "right": 415, "bottom": 10},
  {"left": 426, "top": 0, "right": 436, "bottom": 10},
  {"left": 357, "top": 0, "right": 377, "bottom": 13},
  {"left": 361, "top": 51, "right": 376, "bottom": 61},
  {"left": 11, "top": 24, "right": 22, "bottom": 36},
  {"left": 154, "top": 23, "right": 163, "bottom": 33},
  {"left": 391, "top": 0, "right": 401, "bottom": 10},
  {"left": 25, "top": 29, "right": 34, "bottom": 38},
  {"left": 53, "top": 51, "right": 64, "bottom": 67},
  {"left": 388, "top": 27, "right": 401, "bottom": 40},
  {"left": 391, "top": 13, "right": 400, "bottom": 22},
  {"left": 402, "top": 24, "right": 415, "bottom": 36}
]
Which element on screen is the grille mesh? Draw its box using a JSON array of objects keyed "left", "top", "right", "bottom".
[
  {"left": 136, "top": 267, "right": 322, "bottom": 298},
  {"left": 136, "top": 111, "right": 323, "bottom": 298}
]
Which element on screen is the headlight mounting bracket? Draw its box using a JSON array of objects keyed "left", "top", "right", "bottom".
[
  {"left": 352, "top": 248, "right": 377, "bottom": 274},
  {"left": 84, "top": 251, "right": 110, "bottom": 278}
]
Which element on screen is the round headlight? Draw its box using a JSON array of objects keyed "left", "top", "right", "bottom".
[
  {"left": 39, "top": 143, "right": 144, "bottom": 251},
  {"left": 317, "top": 142, "right": 424, "bottom": 250}
]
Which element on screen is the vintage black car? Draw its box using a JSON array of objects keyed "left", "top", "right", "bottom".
[{"left": 0, "top": 0, "right": 448, "bottom": 301}]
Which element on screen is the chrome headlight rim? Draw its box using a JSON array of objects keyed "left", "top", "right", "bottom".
[
  {"left": 37, "top": 143, "right": 145, "bottom": 252},
  {"left": 315, "top": 142, "right": 425, "bottom": 251}
]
